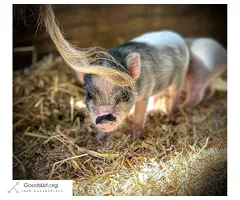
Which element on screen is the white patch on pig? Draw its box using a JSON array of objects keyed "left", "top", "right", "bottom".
[
  {"left": 132, "top": 30, "right": 186, "bottom": 50},
  {"left": 190, "top": 38, "right": 227, "bottom": 72}
]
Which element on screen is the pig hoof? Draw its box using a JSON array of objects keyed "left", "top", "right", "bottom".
[
  {"left": 132, "top": 130, "right": 142, "bottom": 139},
  {"left": 168, "top": 107, "right": 180, "bottom": 118}
]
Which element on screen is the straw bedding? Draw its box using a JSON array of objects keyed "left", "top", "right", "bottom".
[{"left": 13, "top": 55, "right": 227, "bottom": 195}]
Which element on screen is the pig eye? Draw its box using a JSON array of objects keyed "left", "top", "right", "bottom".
[{"left": 121, "top": 91, "right": 129, "bottom": 101}]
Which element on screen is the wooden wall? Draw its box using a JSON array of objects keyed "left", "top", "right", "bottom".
[{"left": 13, "top": 4, "right": 227, "bottom": 69}]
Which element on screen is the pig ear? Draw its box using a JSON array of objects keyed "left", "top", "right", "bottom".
[
  {"left": 76, "top": 72, "right": 84, "bottom": 83},
  {"left": 126, "top": 52, "right": 141, "bottom": 79}
]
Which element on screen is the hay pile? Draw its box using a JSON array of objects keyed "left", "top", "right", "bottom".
[{"left": 13, "top": 55, "right": 227, "bottom": 195}]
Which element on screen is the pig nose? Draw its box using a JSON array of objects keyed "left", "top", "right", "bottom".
[{"left": 95, "top": 114, "right": 117, "bottom": 124}]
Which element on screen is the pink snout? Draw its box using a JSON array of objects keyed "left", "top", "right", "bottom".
[
  {"left": 97, "top": 122, "right": 117, "bottom": 131},
  {"left": 95, "top": 106, "right": 117, "bottom": 132}
]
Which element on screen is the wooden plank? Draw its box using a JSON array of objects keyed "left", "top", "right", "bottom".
[{"left": 13, "top": 4, "right": 227, "bottom": 55}]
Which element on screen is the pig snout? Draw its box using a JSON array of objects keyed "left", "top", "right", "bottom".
[
  {"left": 96, "top": 114, "right": 116, "bottom": 124},
  {"left": 95, "top": 107, "right": 118, "bottom": 132},
  {"left": 96, "top": 114, "right": 117, "bottom": 131}
]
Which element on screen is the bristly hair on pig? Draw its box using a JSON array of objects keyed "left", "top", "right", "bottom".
[{"left": 38, "top": 4, "right": 136, "bottom": 88}]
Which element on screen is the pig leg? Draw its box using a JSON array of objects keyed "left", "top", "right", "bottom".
[
  {"left": 182, "top": 53, "right": 208, "bottom": 108},
  {"left": 183, "top": 86, "right": 205, "bottom": 107},
  {"left": 168, "top": 76, "right": 186, "bottom": 114},
  {"left": 132, "top": 96, "right": 149, "bottom": 138},
  {"left": 182, "top": 74, "right": 206, "bottom": 107},
  {"left": 204, "top": 84, "right": 215, "bottom": 101},
  {"left": 168, "top": 57, "right": 189, "bottom": 114},
  {"left": 183, "top": 74, "right": 217, "bottom": 107},
  {"left": 182, "top": 63, "right": 218, "bottom": 108}
]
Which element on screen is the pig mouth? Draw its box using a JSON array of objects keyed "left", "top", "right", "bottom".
[{"left": 96, "top": 122, "right": 118, "bottom": 132}]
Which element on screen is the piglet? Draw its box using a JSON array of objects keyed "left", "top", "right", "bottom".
[
  {"left": 40, "top": 6, "right": 190, "bottom": 138},
  {"left": 82, "top": 31, "right": 190, "bottom": 138},
  {"left": 182, "top": 38, "right": 227, "bottom": 107}
]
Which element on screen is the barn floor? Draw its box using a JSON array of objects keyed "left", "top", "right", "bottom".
[{"left": 13, "top": 55, "right": 227, "bottom": 196}]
